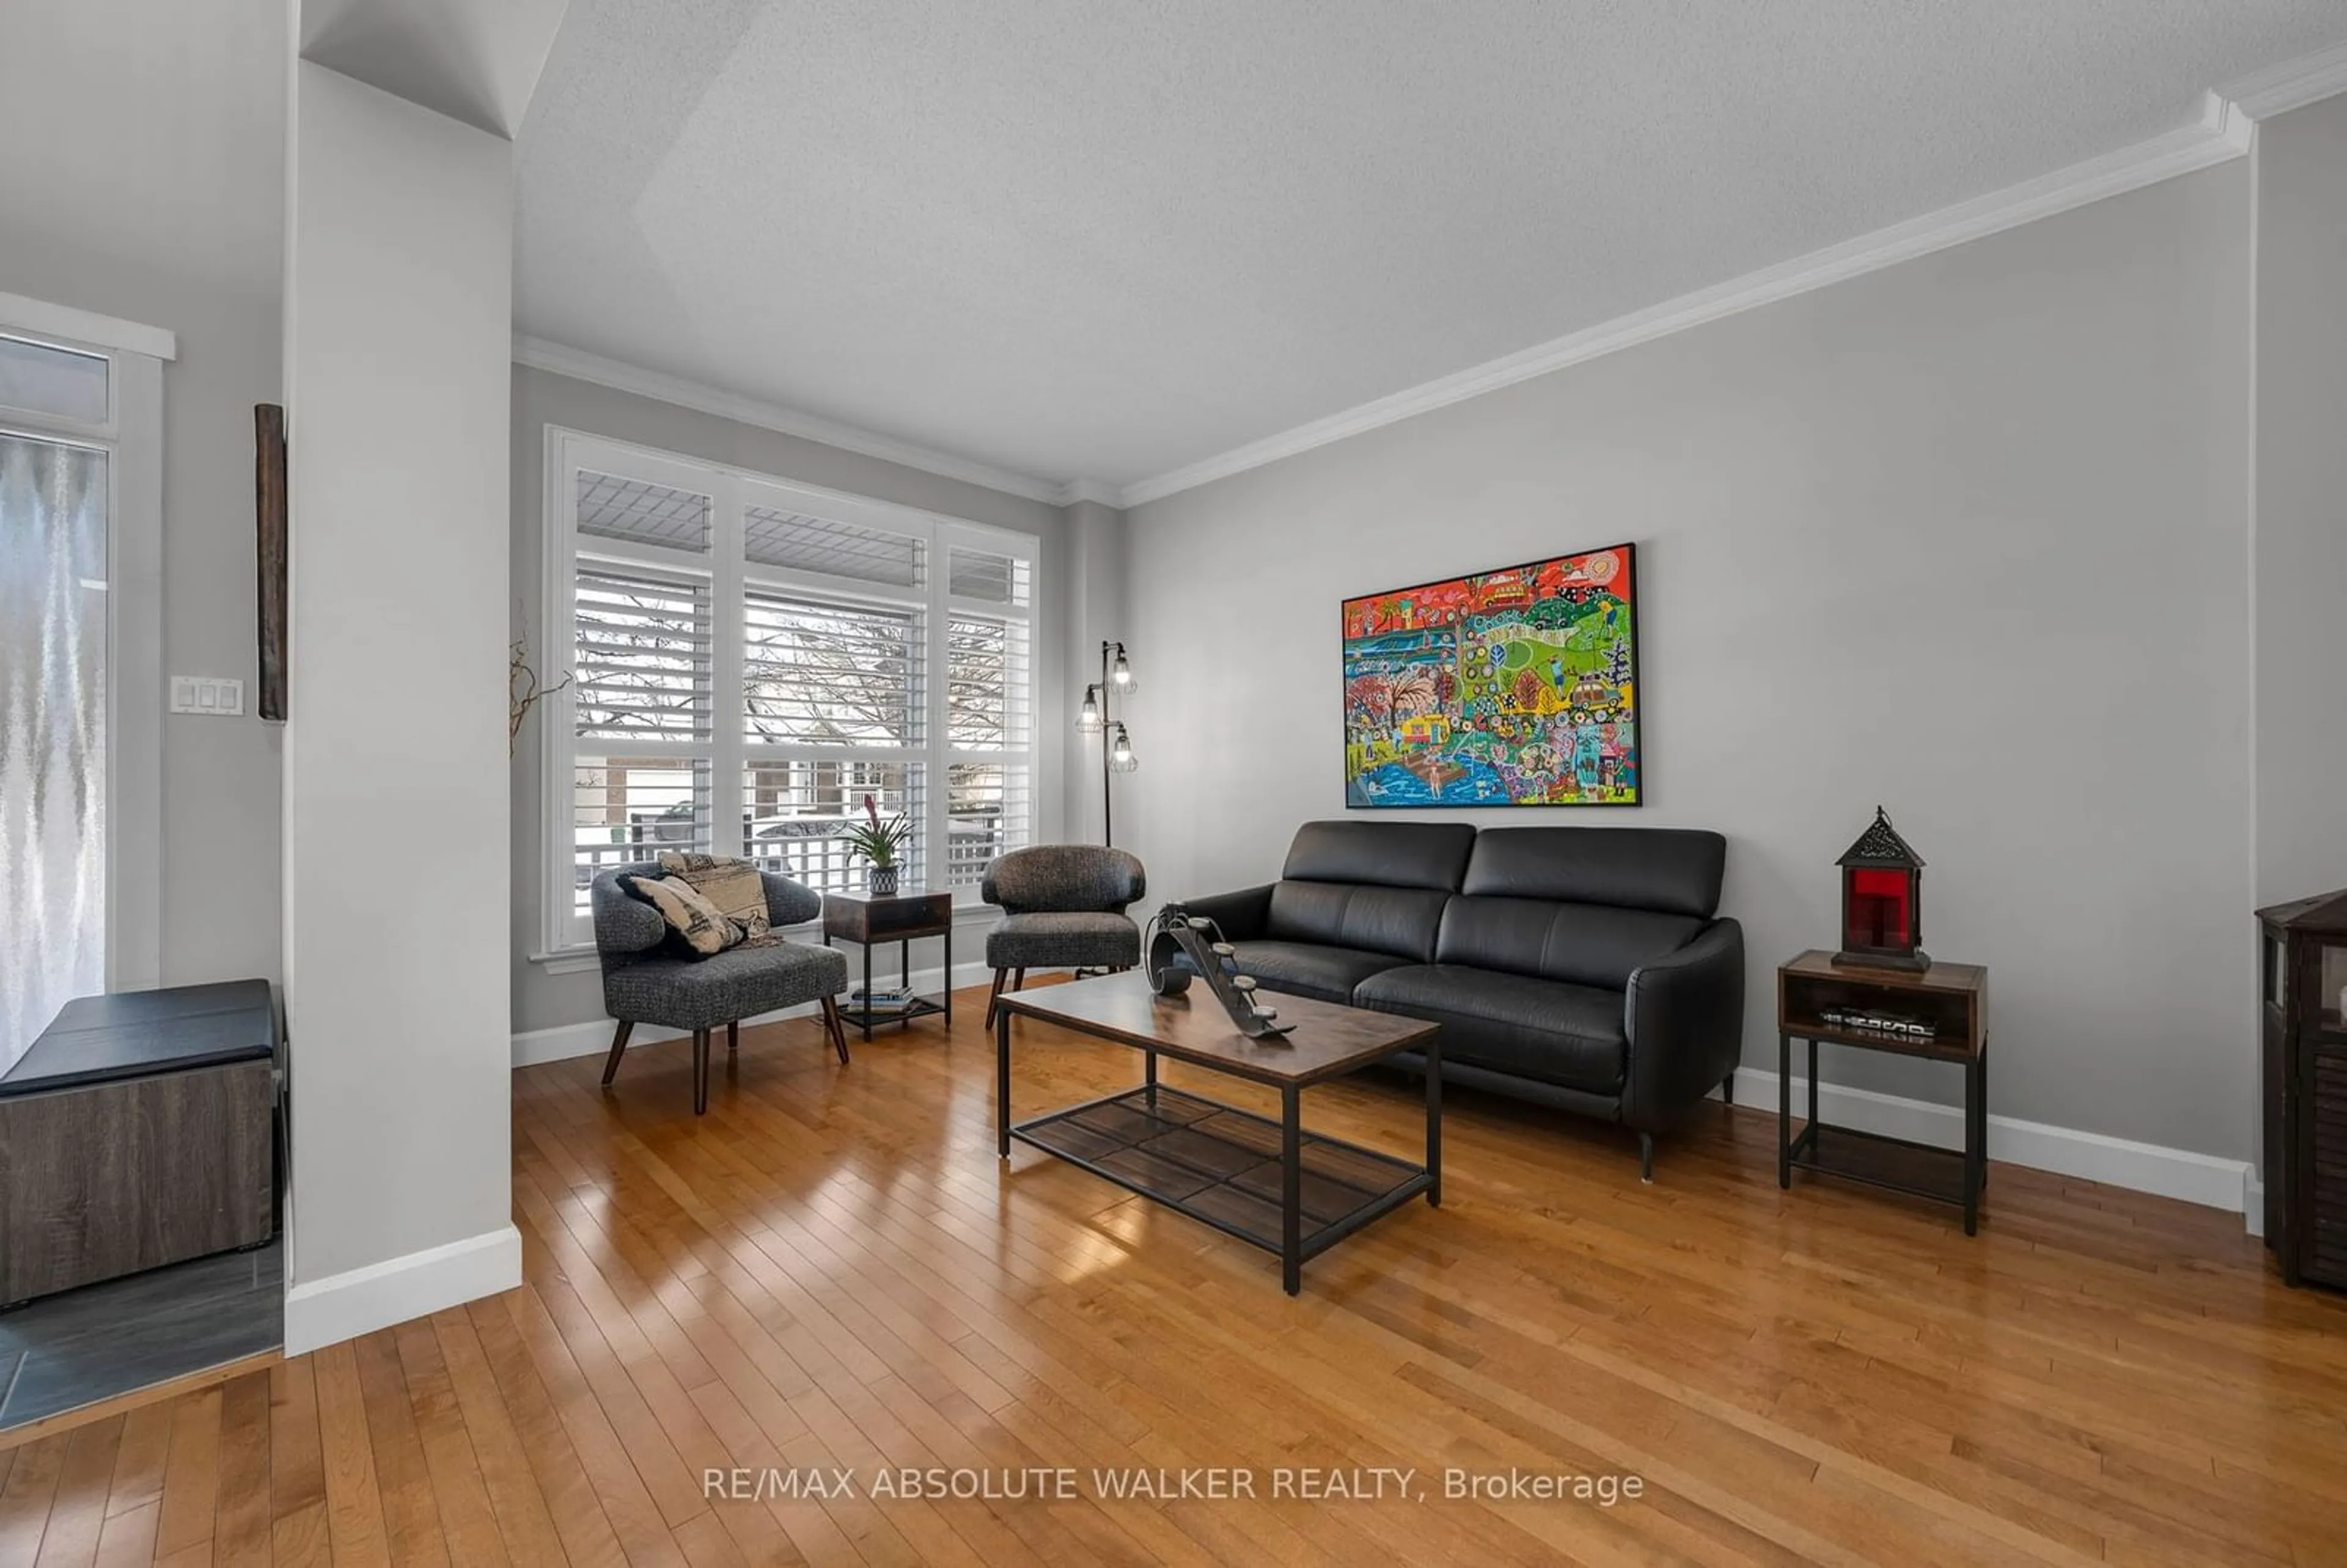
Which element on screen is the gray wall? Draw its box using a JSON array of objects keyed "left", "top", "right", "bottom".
[
  {"left": 2253, "top": 93, "right": 2347, "bottom": 909},
  {"left": 0, "top": 0, "right": 287, "bottom": 988},
  {"left": 1125, "top": 162, "right": 2257, "bottom": 1161},
  {"left": 1062, "top": 499, "right": 1131, "bottom": 847},
  {"left": 509, "top": 365, "right": 1077, "bottom": 1035}
]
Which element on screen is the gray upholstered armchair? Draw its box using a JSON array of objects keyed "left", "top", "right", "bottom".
[
  {"left": 982, "top": 845, "right": 1147, "bottom": 1027},
  {"left": 591, "top": 863, "right": 850, "bottom": 1114}
]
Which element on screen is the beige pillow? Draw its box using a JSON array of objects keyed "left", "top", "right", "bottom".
[
  {"left": 657, "top": 852, "right": 773, "bottom": 945},
  {"left": 630, "top": 874, "right": 736, "bottom": 956}
]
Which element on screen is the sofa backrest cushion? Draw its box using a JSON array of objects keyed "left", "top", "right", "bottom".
[
  {"left": 1262, "top": 820, "right": 1475, "bottom": 962},
  {"left": 1436, "top": 897, "right": 1702, "bottom": 990},
  {"left": 1280, "top": 820, "right": 1476, "bottom": 890},
  {"left": 1462, "top": 827, "right": 1725, "bottom": 918},
  {"left": 1436, "top": 827, "right": 1726, "bottom": 989},
  {"left": 1266, "top": 882, "right": 1453, "bottom": 962}
]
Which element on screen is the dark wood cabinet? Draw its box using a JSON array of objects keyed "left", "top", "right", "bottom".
[{"left": 2260, "top": 888, "right": 2347, "bottom": 1289}]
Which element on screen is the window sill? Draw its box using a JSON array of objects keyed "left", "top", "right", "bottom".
[{"left": 529, "top": 904, "right": 1001, "bottom": 975}]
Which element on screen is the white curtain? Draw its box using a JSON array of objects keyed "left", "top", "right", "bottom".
[{"left": 0, "top": 433, "right": 107, "bottom": 1067}]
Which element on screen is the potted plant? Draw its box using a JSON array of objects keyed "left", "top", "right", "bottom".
[{"left": 843, "top": 794, "right": 911, "bottom": 896}]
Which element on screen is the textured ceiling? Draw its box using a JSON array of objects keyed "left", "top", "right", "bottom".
[{"left": 514, "top": 1, "right": 2347, "bottom": 493}]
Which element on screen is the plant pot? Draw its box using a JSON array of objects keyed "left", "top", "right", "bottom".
[{"left": 868, "top": 865, "right": 900, "bottom": 897}]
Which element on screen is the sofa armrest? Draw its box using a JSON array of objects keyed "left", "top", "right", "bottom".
[
  {"left": 1177, "top": 884, "right": 1275, "bottom": 942},
  {"left": 761, "top": 871, "right": 822, "bottom": 929},
  {"left": 590, "top": 873, "right": 667, "bottom": 962},
  {"left": 1622, "top": 917, "right": 1745, "bottom": 1131}
]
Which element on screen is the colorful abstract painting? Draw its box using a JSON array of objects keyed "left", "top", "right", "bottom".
[{"left": 1343, "top": 543, "right": 1640, "bottom": 808}]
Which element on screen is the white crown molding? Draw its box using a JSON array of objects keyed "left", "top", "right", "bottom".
[
  {"left": 2222, "top": 38, "right": 2347, "bottom": 122},
  {"left": 1115, "top": 90, "right": 2256, "bottom": 509},
  {"left": 0, "top": 290, "right": 177, "bottom": 361},
  {"left": 516, "top": 42, "right": 2343, "bottom": 519},
  {"left": 510, "top": 334, "right": 1106, "bottom": 508},
  {"left": 1057, "top": 477, "right": 1125, "bottom": 508}
]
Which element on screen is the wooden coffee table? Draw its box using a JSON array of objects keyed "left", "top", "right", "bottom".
[{"left": 994, "top": 974, "right": 1441, "bottom": 1294}]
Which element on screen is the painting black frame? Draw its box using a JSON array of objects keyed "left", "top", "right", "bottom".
[{"left": 1339, "top": 541, "right": 1644, "bottom": 810}]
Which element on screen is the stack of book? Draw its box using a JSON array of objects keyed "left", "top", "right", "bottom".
[{"left": 851, "top": 987, "right": 920, "bottom": 1016}]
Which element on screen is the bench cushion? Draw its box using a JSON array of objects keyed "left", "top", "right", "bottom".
[
  {"left": 986, "top": 911, "right": 1140, "bottom": 969},
  {"left": 603, "top": 941, "right": 848, "bottom": 1032},
  {"left": 0, "top": 980, "right": 274, "bottom": 1098}
]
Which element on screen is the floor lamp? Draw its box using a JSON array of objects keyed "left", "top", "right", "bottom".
[{"left": 1075, "top": 640, "right": 1139, "bottom": 846}]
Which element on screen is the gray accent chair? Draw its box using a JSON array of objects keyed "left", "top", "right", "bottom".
[
  {"left": 981, "top": 846, "right": 1148, "bottom": 1027},
  {"left": 590, "top": 863, "right": 851, "bottom": 1114}
]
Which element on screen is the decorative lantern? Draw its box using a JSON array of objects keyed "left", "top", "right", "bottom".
[{"left": 1833, "top": 806, "right": 1928, "bottom": 971}]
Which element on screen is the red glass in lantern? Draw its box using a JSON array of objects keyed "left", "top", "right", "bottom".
[
  {"left": 1847, "top": 868, "right": 1912, "bottom": 948},
  {"left": 1833, "top": 808, "right": 1928, "bottom": 971}
]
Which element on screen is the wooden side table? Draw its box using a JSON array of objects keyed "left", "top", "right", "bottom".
[
  {"left": 1777, "top": 950, "right": 1990, "bottom": 1234},
  {"left": 823, "top": 887, "right": 954, "bottom": 1041}
]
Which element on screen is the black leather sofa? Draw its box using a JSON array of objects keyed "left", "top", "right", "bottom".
[{"left": 1181, "top": 821, "right": 1743, "bottom": 1178}]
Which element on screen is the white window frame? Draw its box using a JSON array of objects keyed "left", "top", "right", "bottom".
[
  {"left": 0, "top": 293, "right": 169, "bottom": 993},
  {"left": 539, "top": 427, "right": 1041, "bottom": 955}
]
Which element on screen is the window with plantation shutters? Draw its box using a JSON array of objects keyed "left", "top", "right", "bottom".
[
  {"left": 542, "top": 431, "right": 1041, "bottom": 951},
  {"left": 943, "top": 598, "right": 1034, "bottom": 888},
  {"left": 745, "top": 590, "right": 925, "bottom": 749},
  {"left": 573, "top": 566, "right": 712, "bottom": 741}
]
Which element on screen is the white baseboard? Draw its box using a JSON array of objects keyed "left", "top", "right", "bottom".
[
  {"left": 512, "top": 958, "right": 997, "bottom": 1068},
  {"left": 283, "top": 1225, "right": 521, "bottom": 1355},
  {"left": 1726, "top": 1066, "right": 2255, "bottom": 1217},
  {"left": 512, "top": 991, "right": 2266, "bottom": 1228}
]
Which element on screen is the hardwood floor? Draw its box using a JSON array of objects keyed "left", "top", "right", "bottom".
[{"left": 6, "top": 980, "right": 2345, "bottom": 1565}]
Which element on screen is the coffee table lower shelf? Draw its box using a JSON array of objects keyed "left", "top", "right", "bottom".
[{"left": 1010, "top": 1085, "right": 1431, "bottom": 1288}]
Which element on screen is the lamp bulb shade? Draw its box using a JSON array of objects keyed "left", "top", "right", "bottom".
[
  {"left": 1107, "top": 723, "right": 1139, "bottom": 772},
  {"left": 1109, "top": 647, "right": 1137, "bottom": 694},
  {"left": 1076, "top": 684, "right": 1103, "bottom": 733}
]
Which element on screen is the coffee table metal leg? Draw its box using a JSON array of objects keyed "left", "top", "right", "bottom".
[
  {"left": 1425, "top": 1039, "right": 1442, "bottom": 1207},
  {"left": 1281, "top": 1085, "right": 1301, "bottom": 1295},
  {"left": 1144, "top": 1049, "right": 1158, "bottom": 1107},
  {"left": 862, "top": 942, "right": 874, "bottom": 1042},
  {"left": 996, "top": 1008, "right": 1012, "bottom": 1159}
]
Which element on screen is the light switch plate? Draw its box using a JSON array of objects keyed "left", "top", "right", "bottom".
[{"left": 170, "top": 676, "right": 246, "bottom": 716}]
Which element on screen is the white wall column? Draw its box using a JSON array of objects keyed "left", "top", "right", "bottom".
[
  {"left": 279, "top": 59, "right": 520, "bottom": 1352},
  {"left": 2251, "top": 90, "right": 2347, "bottom": 910}
]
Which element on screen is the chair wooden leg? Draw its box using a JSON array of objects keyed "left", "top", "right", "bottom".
[
  {"left": 985, "top": 967, "right": 1008, "bottom": 1030},
  {"left": 820, "top": 997, "right": 851, "bottom": 1064},
  {"left": 600, "top": 1020, "right": 633, "bottom": 1086},
  {"left": 1012, "top": 967, "right": 1026, "bottom": 993},
  {"left": 727, "top": 1019, "right": 739, "bottom": 1057},
  {"left": 692, "top": 1029, "right": 711, "bottom": 1115}
]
